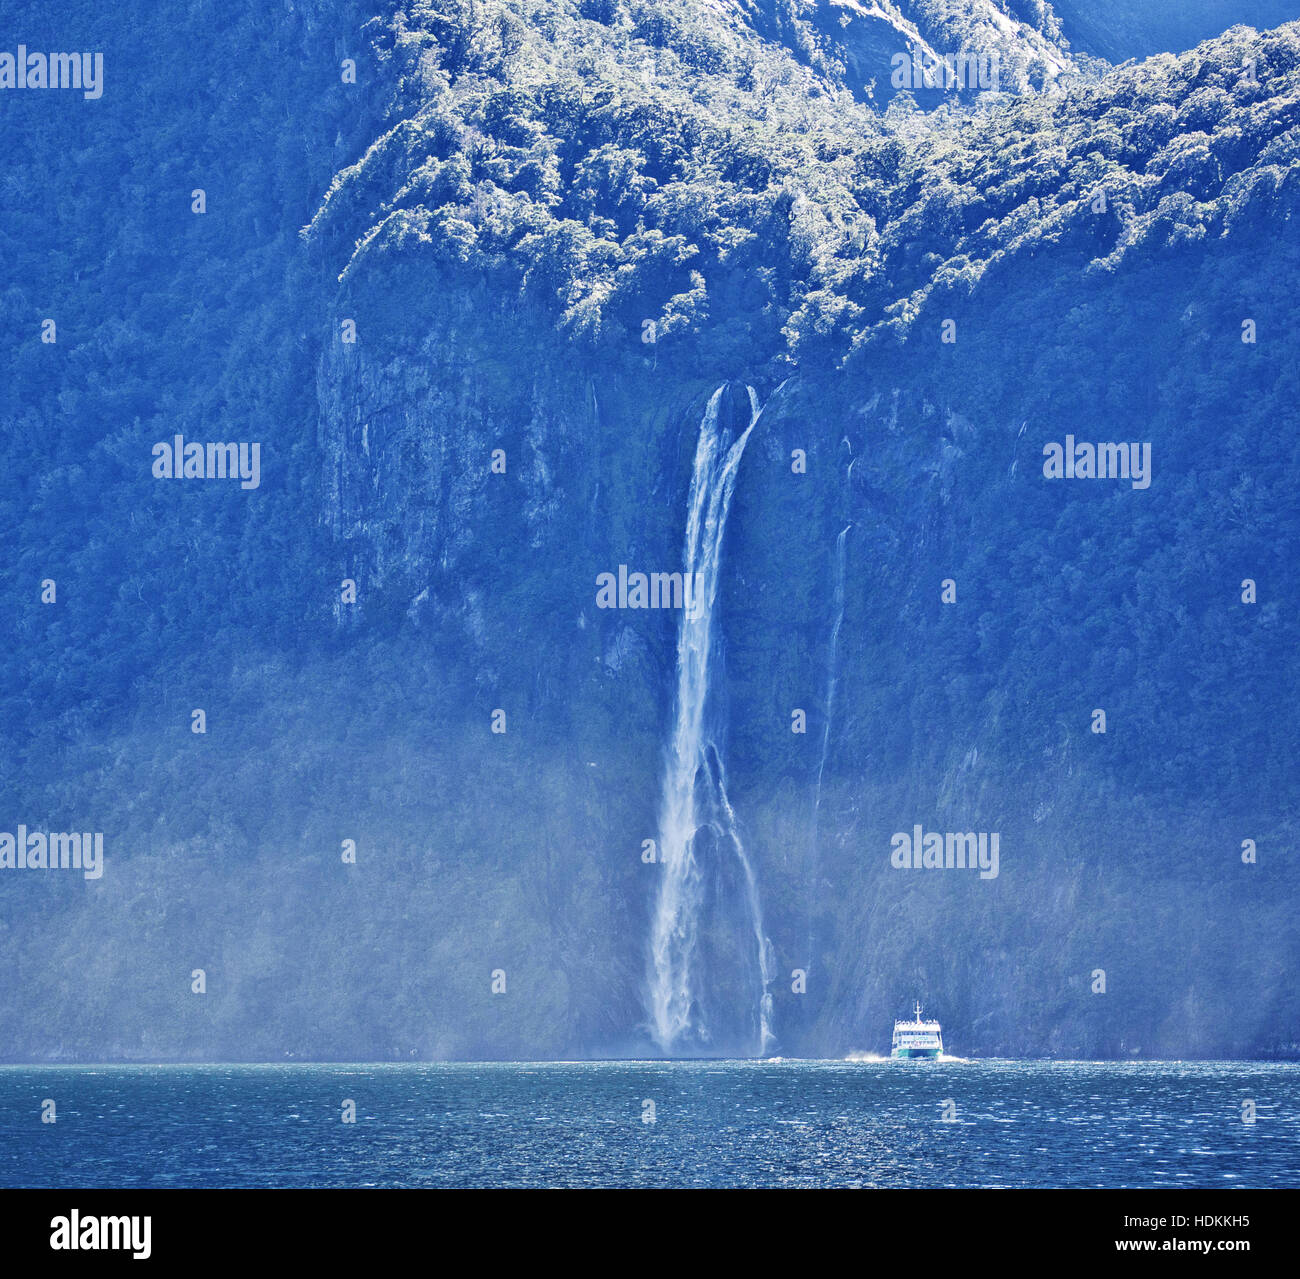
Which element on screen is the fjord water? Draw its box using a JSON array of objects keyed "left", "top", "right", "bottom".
[{"left": 3, "top": 1061, "right": 1296, "bottom": 1188}]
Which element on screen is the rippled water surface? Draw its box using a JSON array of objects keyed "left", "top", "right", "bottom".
[{"left": 2, "top": 1060, "right": 1296, "bottom": 1188}]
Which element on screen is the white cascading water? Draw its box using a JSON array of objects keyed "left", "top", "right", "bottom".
[
  {"left": 807, "top": 457, "right": 853, "bottom": 979},
  {"left": 814, "top": 522, "right": 852, "bottom": 810},
  {"left": 648, "top": 384, "right": 773, "bottom": 1054},
  {"left": 710, "top": 747, "right": 776, "bottom": 1054}
]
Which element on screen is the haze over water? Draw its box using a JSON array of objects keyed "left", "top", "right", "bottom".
[{"left": 3, "top": 1060, "right": 1296, "bottom": 1189}]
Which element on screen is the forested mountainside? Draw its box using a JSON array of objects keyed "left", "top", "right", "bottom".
[
  {"left": 2, "top": 1, "right": 1297, "bottom": 1061},
  {"left": 728, "top": 0, "right": 1078, "bottom": 104}
]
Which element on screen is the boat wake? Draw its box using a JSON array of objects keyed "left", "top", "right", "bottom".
[{"left": 842, "top": 1051, "right": 972, "bottom": 1062}]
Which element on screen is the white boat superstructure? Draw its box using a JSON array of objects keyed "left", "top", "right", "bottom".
[{"left": 891, "top": 1001, "right": 943, "bottom": 1059}]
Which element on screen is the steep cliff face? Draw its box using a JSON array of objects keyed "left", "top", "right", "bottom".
[
  {"left": 719, "top": 348, "right": 1297, "bottom": 1059},
  {"left": 3, "top": 1, "right": 1299, "bottom": 1063},
  {"left": 306, "top": 4, "right": 1300, "bottom": 1059}
]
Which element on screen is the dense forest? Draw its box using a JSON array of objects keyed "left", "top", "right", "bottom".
[{"left": 1, "top": 0, "right": 1297, "bottom": 1060}]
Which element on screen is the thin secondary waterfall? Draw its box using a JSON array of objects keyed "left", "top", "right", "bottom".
[
  {"left": 709, "top": 746, "right": 776, "bottom": 1054},
  {"left": 806, "top": 457, "right": 854, "bottom": 980},
  {"left": 814, "top": 523, "right": 852, "bottom": 809},
  {"left": 648, "top": 384, "right": 772, "bottom": 1055}
]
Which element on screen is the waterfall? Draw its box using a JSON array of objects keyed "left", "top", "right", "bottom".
[
  {"left": 806, "top": 450, "right": 854, "bottom": 984},
  {"left": 814, "top": 523, "right": 852, "bottom": 809},
  {"left": 708, "top": 745, "right": 776, "bottom": 1054},
  {"left": 647, "top": 384, "right": 772, "bottom": 1055}
]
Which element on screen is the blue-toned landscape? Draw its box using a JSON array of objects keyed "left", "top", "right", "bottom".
[{"left": 2, "top": 0, "right": 1299, "bottom": 1193}]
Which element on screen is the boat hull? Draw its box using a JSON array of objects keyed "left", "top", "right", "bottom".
[{"left": 891, "top": 1048, "right": 940, "bottom": 1059}]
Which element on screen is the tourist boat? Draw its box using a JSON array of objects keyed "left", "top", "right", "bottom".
[{"left": 891, "top": 1001, "right": 943, "bottom": 1059}]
